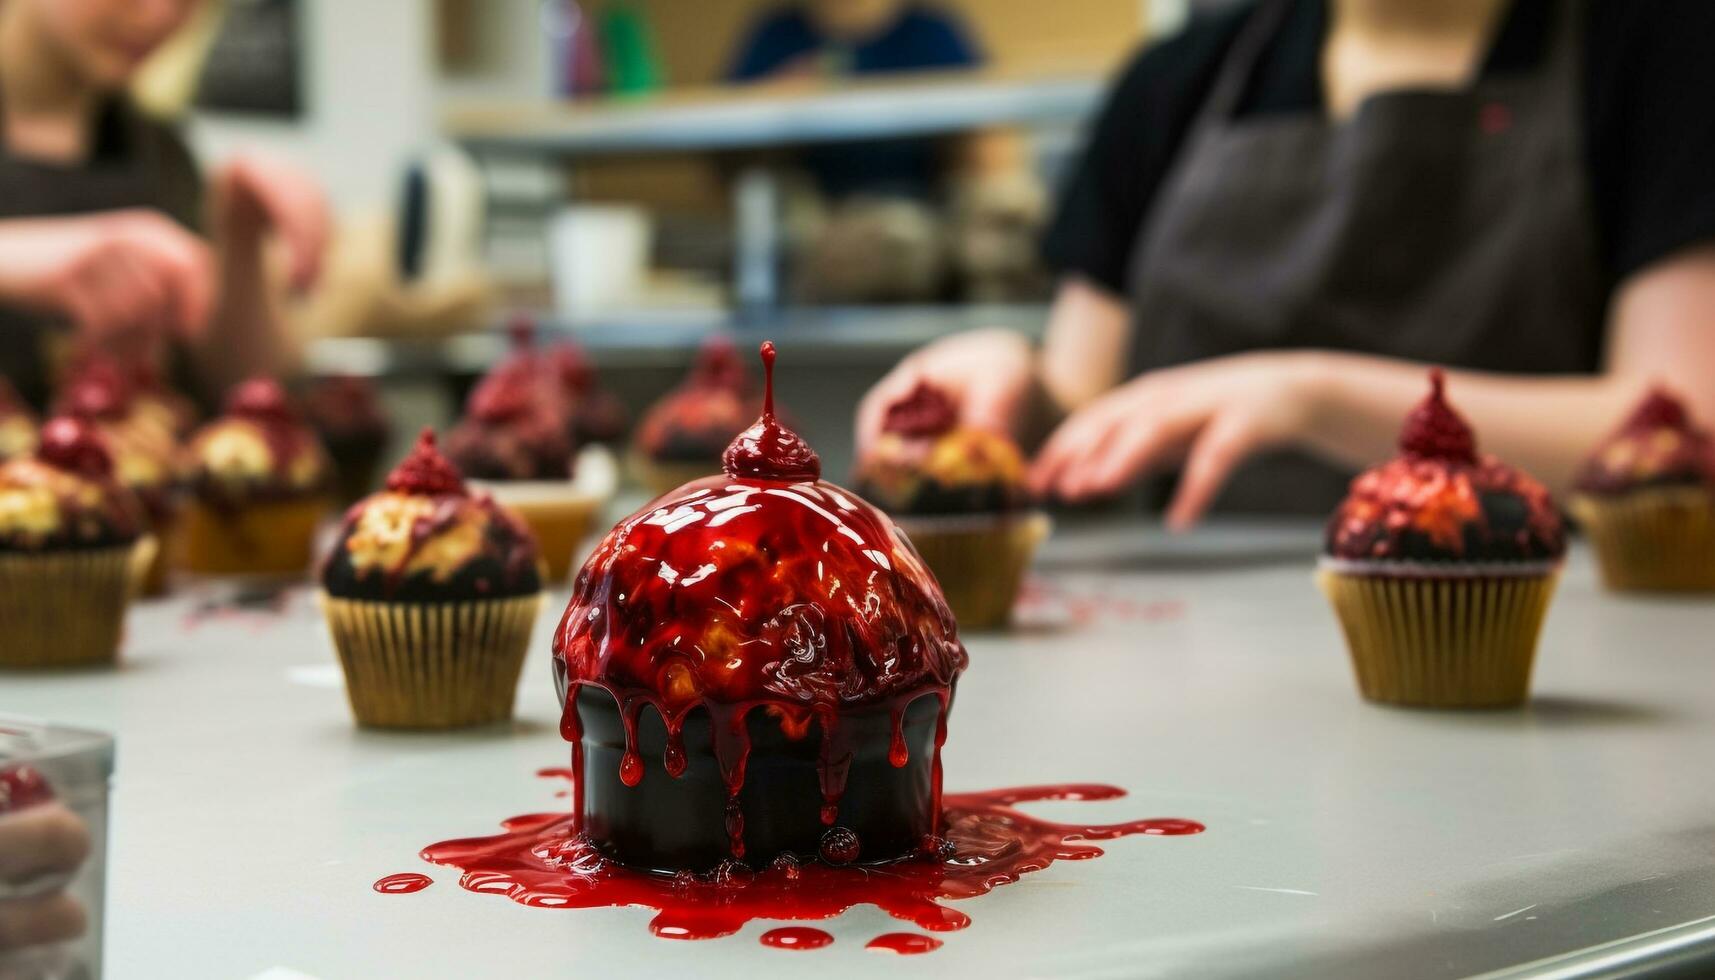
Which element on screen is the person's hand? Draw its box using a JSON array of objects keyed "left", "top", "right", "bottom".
[
  {"left": 855, "top": 327, "right": 1036, "bottom": 458},
  {"left": 0, "top": 211, "right": 215, "bottom": 347},
  {"left": 0, "top": 767, "right": 90, "bottom": 958},
  {"left": 1029, "top": 352, "right": 1326, "bottom": 528},
  {"left": 212, "top": 154, "right": 330, "bottom": 293}
]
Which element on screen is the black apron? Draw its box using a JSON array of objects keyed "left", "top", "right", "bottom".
[
  {"left": 1126, "top": 0, "right": 1605, "bottom": 514},
  {"left": 0, "top": 96, "right": 202, "bottom": 407}
]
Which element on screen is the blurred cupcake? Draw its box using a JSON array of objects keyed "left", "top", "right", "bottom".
[
  {"left": 1569, "top": 388, "right": 1715, "bottom": 592},
  {"left": 544, "top": 341, "right": 628, "bottom": 445},
  {"left": 57, "top": 361, "right": 183, "bottom": 596},
  {"left": 0, "top": 417, "right": 154, "bottom": 669},
  {"left": 0, "top": 377, "right": 37, "bottom": 462},
  {"left": 321, "top": 429, "right": 543, "bottom": 728},
  {"left": 1318, "top": 371, "right": 1566, "bottom": 708},
  {"left": 177, "top": 378, "right": 332, "bottom": 578},
  {"left": 446, "top": 360, "right": 610, "bottom": 582},
  {"left": 302, "top": 375, "right": 393, "bottom": 505},
  {"left": 854, "top": 381, "right": 1047, "bottom": 630},
  {"left": 630, "top": 337, "right": 757, "bottom": 495}
]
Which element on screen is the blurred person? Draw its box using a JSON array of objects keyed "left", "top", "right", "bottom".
[
  {"left": 728, "top": 0, "right": 983, "bottom": 200},
  {"left": 857, "top": 0, "right": 1715, "bottom": 524},
  {"left": 0, "top": 0, "right": 328, "bottom": 407}
]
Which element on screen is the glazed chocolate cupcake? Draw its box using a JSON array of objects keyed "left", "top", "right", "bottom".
[
  {"left": 556, "top": 343, "right": 966, "bottom": 871},
  {"left": 630, "top": 337, "right": 758, "bottom": 496},
  {"left": 177, "top": 378, "right": 332, "bottom": 578},
  {"left": 56, "top": 360, "right": 184, "bottom": 596},
  {"left": 1318, "top": 371, "right": 1565, "bottom": 708},
  {"left": 0, "top": 418, "right": 154, "bottom": 668},
  {"left": 1569, "top": 389, "right": 1715, "bottom": 592},
  {"left": 855, "top": 381, "right": 1046, "bottom": 630},
  {"left": 545, "top": 341, "right": 628, "bottom": 445},
  {"left": 0, "top": 377, "right": 37, "bottom": 462},
  {"left": 303, "top": 375, "right": 393, "bottom": 506},
  {"left": 446, "top": 358, "right": 610, "bottom": 582},
  {"left": 321, "top": 429, "right": 543, "bottom": 728}
]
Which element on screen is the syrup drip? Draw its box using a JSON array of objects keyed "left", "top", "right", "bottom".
[
  {"left": 417, "top": 773, "right": 1203, "bottom": 942},
  {"left": 373, "top": 873, "right": 433, "bottom": 894},
  {"left": 759, "top": 927, "right": 833, "bottom": 950},
  {"left": 866, "top": 933, "right": 942, "bottom": 955}
]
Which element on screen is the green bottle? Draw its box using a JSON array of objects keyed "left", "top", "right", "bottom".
[{"left": 600, "top": 0, "right": 663, "bottom": 96}]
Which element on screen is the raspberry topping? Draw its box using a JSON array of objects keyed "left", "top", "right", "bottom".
[
  {"left": 1619, "top": 387, "right": 1691, "bottom": 434},
  {"left": 1398, "top": 369, "right": 1477, "bottom": 463},
  {"left": 225, "top": 377, "right": 298, "bottom": 424},
  {"left": 386, "top": 428, "right": 467, "bottom": 497},
  {"left": 881, "top": 381, "right": 958, "bottom": 438},
  {"left": 35, "top": 416, "right": 114, "bottom": 479}
]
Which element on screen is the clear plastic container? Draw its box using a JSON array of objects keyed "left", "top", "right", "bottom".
[{"left": 0, "top": 717, "right": 113, "bottom": 980}]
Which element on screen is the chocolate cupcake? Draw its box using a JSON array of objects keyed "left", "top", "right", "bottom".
[
  {"left": 0, "top": 418, "right": 154, "bottom": 668},
  {"left": 303, "top": 375, "right": 393, "bottom": 506},
  {"left": 556, "top": 342, "right": 966, "bottom": 871},
  {"left": 1569, "top": 389, "right": 1715, "bottom": 592},
  {"left": 177, "top": 378, "right": 332, "bottom": 578},
  {"left": 855, "top": 381, "right": 1047, "bottom": 630},
  {"left": 446, "top": 357, "right": 612, "bottom": 582},
  {"left": 321, "top": 429, "right": 543, "bottom": 728},
  {"left": 1318, "top": 371, "right": 1565, "bottom": 708},
  {"left": 56, "top": 362, "right": 183, "bottom": 597},
  {"left": 629, "top": 337, "right": 758, "bottom": 496},
  {"left": 0, "top": 377, "right": 36, "bottom": 462}
]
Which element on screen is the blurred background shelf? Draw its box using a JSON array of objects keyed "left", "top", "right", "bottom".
[{"left": 444, "top": 71, "right": 1104, "bottom": 156}]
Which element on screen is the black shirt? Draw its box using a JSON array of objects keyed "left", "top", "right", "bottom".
[{"left": 1043, "top": 0, "right": 1715, "bottom": 297}]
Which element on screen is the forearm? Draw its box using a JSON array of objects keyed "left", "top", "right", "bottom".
[{"left": 1297, "top": 351, "right": 1641, "bottom": 493}]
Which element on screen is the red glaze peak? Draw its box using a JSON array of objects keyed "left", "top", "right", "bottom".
[
  {"left": 549, "top": 342, "right": 593, "bottom": 392},
  {"left": 386, "top": 428, "right": 467, "bottom": 497},
  {"left": 1621, "top": 386, "right": 1691, "bottom": 434},
  {"left": 690, "top": 336, "right": 748, "bottom": 391},
  {"left": 1398, "top": 369, "right": 1476, "bottom": 464},
  {"left": 467, "top": 364, "right": 534, "bottom": 423},
  {"left": 722, "top": 342, "right": 820, "bottom": 482},
  {"left": 881, "top": 381, "right": 958, "bottom": 438},
  {"left": 35, "top": 416, "right": 114, "bottom": 479},
  {"left": 226, "top": 377, "right": 297, "bottom": 424}
]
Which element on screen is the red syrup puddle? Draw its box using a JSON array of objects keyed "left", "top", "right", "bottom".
[
  {"left": 866, "top": 933, "right": 942, "bottom": 955},
  {"left": 759, "top": 927, "right": 833, "bottom": 950},
  {"left": 417, "top": 772, "right": 1203, "bottom": 942},
  {"left": 374, "top": 873, "right": 433, "bottom": 894},
  {"left": 1015, "top": 579, "right": 1185, "bottom": 629}
]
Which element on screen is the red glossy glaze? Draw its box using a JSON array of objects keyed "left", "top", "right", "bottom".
[
  {"left": 373, "top": 873, "right": 433, "bottom": 894},
  {"left": 1398, "top": 369, "right": 1476, "bottom": 463},
  {"left": 556, "top": 342, "right": 963, "bottom": 850},
  {"left": 36, "top": 417, "right": 114, "bottom": 479},
  {"left": 386, "top": 429, "right": 466, "bottom": 497},
  {"left": 882, "top": 382, "right": 958, "bottom": 439},
  {"left": 418, "top": 773, "right": 1203, "bottom": 941},
  {"left": 1576, "top": 387, "right": 1715, "bottom": 493},
  {"left": 1327, "top": 372, "right": 1564, "bottom": 562},
  {"left": 0, "top": 764, "right": 54, "bottom": 814},
  {"left": 759, "top": 927, "right": 833, "bottom": 950},
  {"left": 866, "top": 933, "right": 942, "bottom": 955}
]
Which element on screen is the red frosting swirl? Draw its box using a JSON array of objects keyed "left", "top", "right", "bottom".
[
  {"left": 226, "top": 377, "right": 298, "bottom": 424},
  {"left": 882, "top": 382, "right": 958, "bottom": 438},
  {"left": 722, "top": 342, "right": 820, "bottom": 482},
  {"left": 36, "top": 416, "right": 114, "bottom": 479},
  {"left": 1398, "top": 369, "right": 1476, "bottom": 463},
  {"left": 386, "top": 428, "right": 467, "bottom": 497}
]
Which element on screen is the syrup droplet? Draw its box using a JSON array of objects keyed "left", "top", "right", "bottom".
[
  {"left": 1398, "top": 369, "right": 1477, "bottom": 463},
  {"left": 373, "top": 873, "right": 433, "bottom": 894},
  {"left": 721, "top": 341, "right": 821, "bottom": 482},
  {"left": 760, "top": 927, "right": 833, "bottom": 951},
  {"left": 818, "top": 826, "right": 860, "bottom": 865},
  {"left": 866, "top": 933, "right": 942, "bottom": 955}
]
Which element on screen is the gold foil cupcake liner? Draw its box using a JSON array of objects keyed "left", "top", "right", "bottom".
[
  {"left": 1570, "top": 489, "right": 1715, "bottom": 593},
  {"left": 175, "top": 496, "right": 329, "bottom": 579},
  {"left": 321, "top": 592, "right": 543, "bottom": 729},
  {"left": 894, "top": 511, "right": 1051, "bottom": 630},
  {"left": 1317, "top": 568, "right": 1558, "bottom": 708},
  {"left": 0, "top": 537, "right": 155, "bottom": 669}
]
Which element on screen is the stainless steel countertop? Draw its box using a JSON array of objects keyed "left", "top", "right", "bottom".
[{"left": 8, "top": 520, "right": 1715, "bottom": 979}]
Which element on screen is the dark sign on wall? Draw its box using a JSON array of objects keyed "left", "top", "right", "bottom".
[{"left": 195, "top": 0, "right": 304, "bottom": 116}]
